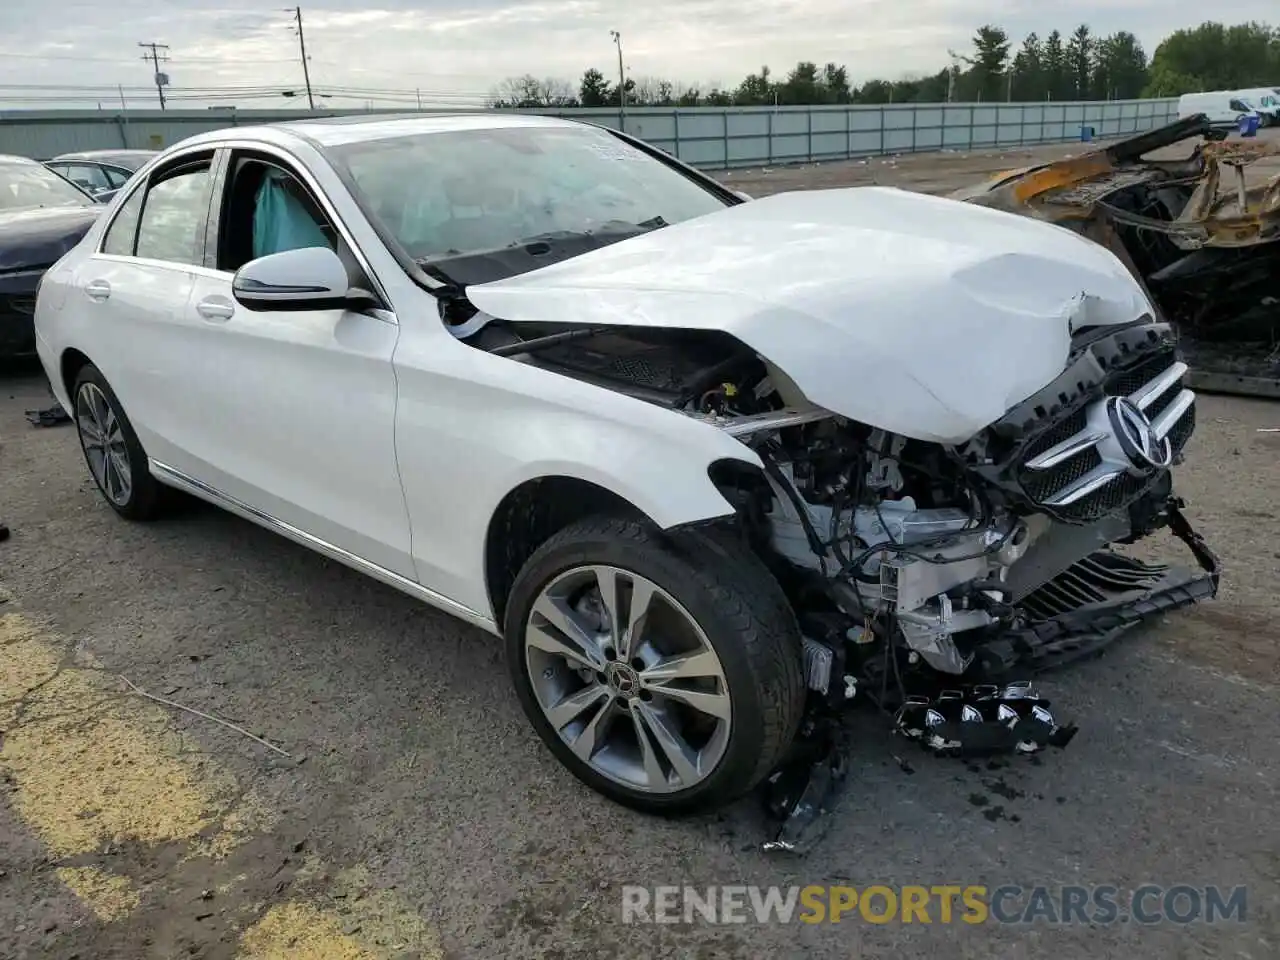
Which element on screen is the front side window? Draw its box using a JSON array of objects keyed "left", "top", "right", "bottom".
[
  {"left": 217, "top": 157, "right": 338, "bottom": 273},
  {"left": 327, "top": 124, "right": 729, "bottom": 279},
  {"left": 135, "top": 165, "right": 212, "bottom": 265},
  {"left": 0, "top": 160, "right": 93, "bottom": 211}
]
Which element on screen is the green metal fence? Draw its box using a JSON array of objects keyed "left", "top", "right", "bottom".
[{"left": 0, "top": 98, "right": 1180, "bottom": 169}]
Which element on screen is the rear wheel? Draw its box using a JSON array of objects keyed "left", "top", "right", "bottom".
[
  {"left": 72, "top": 364, "right": 164, "bottom": 520},
  {"left": 504, "top": 515, "right": 805, "bottom": 815}
]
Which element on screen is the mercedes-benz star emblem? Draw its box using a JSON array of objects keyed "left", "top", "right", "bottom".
[{"left": 1107, "top": 396, "right": 1172, "bottom": 471}]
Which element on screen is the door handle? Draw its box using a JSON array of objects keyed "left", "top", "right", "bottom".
[
  {"left": 85, "top": 279, "right": 111, "bottom": 301},
  {"left": 196, "top": 297, "right": 235, "bottom": 322}
]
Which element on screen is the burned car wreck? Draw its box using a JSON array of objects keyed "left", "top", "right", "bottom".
[
  {"left": 442, "top": 183, "right": 1221, "bottom": 848},
  {"left": 954, "top": 114, "right": 1280, "bottom": 398}
]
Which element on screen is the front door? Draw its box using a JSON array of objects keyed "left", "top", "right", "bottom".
[{"left": 166, "top": 149, "right": 413, "bottom": 577}]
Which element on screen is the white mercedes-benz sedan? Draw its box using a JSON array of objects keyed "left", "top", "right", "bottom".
[{"left": 35, "top": 114, "right": 1216, "bottom": 826}]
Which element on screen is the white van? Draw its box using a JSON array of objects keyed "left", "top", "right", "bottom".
[
  {"left": 1233, "top": 88, "right": 1280, "bottom": 125},
  {"left": 1176, "top": 91, "right": 1260, "bottom": 129}
]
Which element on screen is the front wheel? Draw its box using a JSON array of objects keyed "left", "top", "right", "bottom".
[{"left": 504, "top": 515, "right": 805, "bottom": 815}]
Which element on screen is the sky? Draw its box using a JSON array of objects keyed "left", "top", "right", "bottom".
[{"left": 0, "top": 1, "right": 1275, "bottom": 109}]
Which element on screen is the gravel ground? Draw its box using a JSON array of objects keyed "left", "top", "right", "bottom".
[{"left": 2, "top": 135, "right": 1279, "bottom": 960}]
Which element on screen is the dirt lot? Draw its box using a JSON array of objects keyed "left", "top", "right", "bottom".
[{"left": 2, "top": 137, "right": 1279, "bottom": 960}]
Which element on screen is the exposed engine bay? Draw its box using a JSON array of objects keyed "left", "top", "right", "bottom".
[{"left": 454, "top": 305, "right": 1221, "bottom": 851}]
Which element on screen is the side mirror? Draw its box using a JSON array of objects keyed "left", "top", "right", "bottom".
[
  {"left": 94, "top": 188, "right": 119, "bottom": 204},
  {"left": 232, "top": 246, "right": 352, "bottom": 312},
  {"left": 733, "top": 189, "right": 753, "bottom": 201}
]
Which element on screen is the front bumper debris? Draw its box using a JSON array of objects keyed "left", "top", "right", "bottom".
[
  {"left": 760, "top": 498, "right": 1218, "bottom": 854},
  {"left": 892, "top": 682, "right": 1078, "bottom": 756},
  {"left": 978, "top": 498, "right": 1220, "bottom": 676},
  {"left": 761, "top": 716, "right": 848, "bottom": 854}
]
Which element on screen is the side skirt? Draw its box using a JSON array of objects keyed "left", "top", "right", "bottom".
[{"left": 149, "top": 459, "right": 499, "bottom": 635}]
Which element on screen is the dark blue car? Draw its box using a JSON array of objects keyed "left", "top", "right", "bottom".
[{"left": 0, "top": 154, "right": 103, "bottom": 358}]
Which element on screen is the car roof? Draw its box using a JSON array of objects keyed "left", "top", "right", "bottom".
[
  {"left": 0, "top": 153, "right": 39, "bottom": 165},
  {"left": 176, "top": 111, "right": 585, "bottom": 152},
  {"left": 51, "top": 149, "right": 157, "bottom": 166}
]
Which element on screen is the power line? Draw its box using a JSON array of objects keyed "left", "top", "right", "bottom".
[
  {"left": 138, "top": 42, "right": 170, "bottom": 109},
  {"left": 0, "top": 50, "right": 293, "bottom": 65},
  {"left": 289, "top": 6, "right": 315, "bottom": 110}
]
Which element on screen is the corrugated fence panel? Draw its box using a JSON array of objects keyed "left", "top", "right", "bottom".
[{"left": 0, "top": 98, "right": 1181, "bottom": 169}]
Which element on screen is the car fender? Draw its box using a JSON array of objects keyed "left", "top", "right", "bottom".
[{"left": 390, "top": 338, "right": 765, "bottom": 620}]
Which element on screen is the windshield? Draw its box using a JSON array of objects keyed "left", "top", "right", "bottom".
[
  {"left": 327, "top": 124, "right": 730, "bottom": 272},
  {"left": 0, "top": 161, "right": 92, "bottom": 210}
]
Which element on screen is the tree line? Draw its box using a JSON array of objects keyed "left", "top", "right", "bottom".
[{"left": 490, "top": 20, "right": 1280, "bottom": 108}]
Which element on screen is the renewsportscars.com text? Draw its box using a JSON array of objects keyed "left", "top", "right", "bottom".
[{"left": 621, "top": 884, "right": 1248, "bottom": 926}]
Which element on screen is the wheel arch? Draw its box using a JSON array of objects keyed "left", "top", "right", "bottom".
[
  {"left": 483, "top": 475, "right": 649, "bottom": 631},
  {"left": 482, "top": 456, "right": 760, "bottom": 630},
  {"left": 59, "top": 347, "right": 94, "bottom": 405}
]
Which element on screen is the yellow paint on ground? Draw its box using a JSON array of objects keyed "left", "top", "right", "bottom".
[
  {"left": 0, "top": 613, "right": 62, "bottom": 725},
  {"left": 196, "top": 788, "right": 283, "bottom": 861},
  {"left": 238, "top": 903, "right": 375, "bottom": 960},
  {"left": 284, "top": 864, "right": 446, "bottom": 958},
  {"left": 0, "top": 621, "right": 239, "bottom": 859},
  {"left": 0, "top": 610, "right": 237, "bottom": 908},
  {"left": 56, "top": 866, "right": 142, "bottom": 922},
  {"left": 1, "top": 605, "right": 444, "bottom": 958}
]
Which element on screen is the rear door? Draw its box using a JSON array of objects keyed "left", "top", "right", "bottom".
[
  {"left": 170, "top": 147, "right": 413, "bottom": 577},
  {"left": 72, "top": 149, "right": 217, "bottom": 466}
]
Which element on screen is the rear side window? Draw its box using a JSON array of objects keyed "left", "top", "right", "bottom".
[
  {"left": 1229, "top": 99, "right": 1248, "bottom": 112},
  {"left": 63, "top": 163, "right": 111, "bottom": 193},
  {"left": 134, "top": 164, "right": 213, "bottom": 265},
  {"left": 102, "top": 187, "right": 144, "bottom": 256}
]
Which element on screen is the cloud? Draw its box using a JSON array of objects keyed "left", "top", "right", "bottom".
[{"left": 0, "top": 0, "right": 1276, "bottom": 108}]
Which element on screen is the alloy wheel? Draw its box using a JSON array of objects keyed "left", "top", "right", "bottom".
[
  {"left": 76, "top": 382, "right": 132, "bottom": 507},
  {"left": 524, "top": 564, "right": 733, "bottom": 794}
]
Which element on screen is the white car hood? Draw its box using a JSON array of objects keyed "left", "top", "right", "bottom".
[{"left": 466, "top": 186, "right": 1153, "bottom": 444}]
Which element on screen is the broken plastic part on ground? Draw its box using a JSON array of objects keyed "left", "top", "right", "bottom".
[{"left": 758, "top": 501, "right": 1217, "bottom": 855}]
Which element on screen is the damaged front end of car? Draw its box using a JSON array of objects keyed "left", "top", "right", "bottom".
[
  {"left": 954, "top": 114, "right": 1280, "bottom": 398},
  {"left": 699, "top": 316, "right": 1218, "bottom": 849}
]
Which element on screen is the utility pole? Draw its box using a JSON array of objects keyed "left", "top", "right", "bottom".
[
  {"left": 291, "top": 6, "right": 315, "bottom": 109},
  {"left": 610, "top": 30, "right": 625, "bottom": 125},
  {"left": 138, "top": 42, "right": 170, "bottom": 109}
]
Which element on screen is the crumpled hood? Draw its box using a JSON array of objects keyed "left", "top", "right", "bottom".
[
  {"left": 466, "top": 186, "right": 1153, "bottom": 444},
  {"left": 0, "top": 205, "right": 101, "bottom": 272}
]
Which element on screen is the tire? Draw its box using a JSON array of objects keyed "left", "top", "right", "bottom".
[
  {"left": 71, "top": 363, "right": 164, "bottom": 520},
  {"left": 504, "top": 514, "right": 806, "bottom": 815}
]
